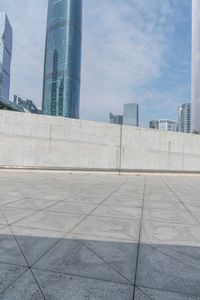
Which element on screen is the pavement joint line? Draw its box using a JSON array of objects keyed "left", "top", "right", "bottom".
[
  {"left": 31, "top": 266, "right": 134, "bottom": 286},
  {"left": 0, "top": 260, "right": 27, "bottom": 268},
  {"left": 0, "top": 207, "right": 47, "bottom": 300},
  {"left": 135, "top": 286, "right": 153, "bottom": 300},
  {"left": 161, "top": 176, "right": 200, "bottom": 227},
  {"left": 132, "top": 176, "right": 146, "bottom": 300},
  {"left": 28, "top": 178, "right": 129, "bottom": 269},
  {"left": 0, "top": 268, "right": 29, "bottom": 297}
]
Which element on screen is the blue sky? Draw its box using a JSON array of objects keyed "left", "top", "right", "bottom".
[{"left": 1, "top": 0, "right": 191, "bottom": 126}]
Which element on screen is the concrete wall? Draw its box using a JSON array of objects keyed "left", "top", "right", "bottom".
[{"left": 1, "top": 110, "right": 200, "bottom": 172}]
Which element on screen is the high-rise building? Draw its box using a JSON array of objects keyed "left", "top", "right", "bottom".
[
  {"left": 0, "top": 13, "right": 12, "bottom": 100},
  {"left": 150, "top": 119, "right": 177, "bottom": 132},
  {"left": 42, "top": 0, "right": 82, "bottom": 119},
  {"left": 14, "top": 95, "right": 39, "bottom": 114},
  {"left": 123, "top": 103, "right": 139, "bottom": 127},
  {"left": 178, "top": 103, "right": 191, "bottom": 133},
  {"left": 192, "top": 0, "right": 200, "bottom": 131},
  {"left": 109, "top": 113, "right": 123, "bottom": 125}
]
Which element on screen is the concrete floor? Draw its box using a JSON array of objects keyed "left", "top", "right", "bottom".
[{"left": 0, "top": 172, "right": 200, "bottom": 299}]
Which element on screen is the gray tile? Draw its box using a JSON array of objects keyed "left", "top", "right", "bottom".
[
  {"left": 141, "top": 221, "right": 200, "bottom": 246},
  {"left": 0, "top": 226, "right": 27, "bottom": 266},
  {"left": 0, "top": 270, "right": 44, "bottom": 300},
  {"left": 34, "top": 238, "right": 131, "bottom": 283},
  {"left": 84, "top": 239, "right": 138, "bottom": 283},
  {"left": 91, "top": 204, "right": 142, "bottom": 220},
  {"left": 0, "top": 263, "right": 26, "bottom": 294},
  {"left": 0, "top": 212, "right": 6, "bottom": 225},
  {"left": 14, "top": 211, "right": 85, "bottom": 232},
  {"left": 143, "top": 208, "right": 197, "bottom": 225},
  {"left": 11, "top": 226, "right": 64, "bottom": 265},
  {"left": 1, "top": 207, "right": 35, "bottom": 225},
  {"left": 136, "top": 244, "right": 200, "bottom": 297},
  {"left": 33, "top": 269, "right": 134, "bottom": 300},
  {"left": 47, "top": 201, "right": 97, "bottom": 214},
  {"left": 5, "top": 198, "right": 59, "bottom": 210},
  {"left": 105, "top": 196, "right": 143, "bottom": 208},
  {"left": 72, "top": 215, "right": 140, "bottom": 241},
  {"left": 144, "top": 200, "right": 185, "bottom": 211},
  {"left": 134, "top": 287, "right": 200, "bottom": 299}
]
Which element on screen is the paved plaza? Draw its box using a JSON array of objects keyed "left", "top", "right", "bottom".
[{"left": 0, "top": 171, "right": 200, "bottom": 299}]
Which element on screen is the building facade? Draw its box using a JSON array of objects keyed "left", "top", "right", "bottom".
[
  {"left": 123, "top": 103, "right": 139, "bottom": 127},
  {"left": 150, "top": 119, "right": 178, "bottom": 132},
  {"left": 14, "top": 95, "right": 39, "bottom": 114},
  {"left": 109, "top": 113, "right": 123, "bottom": 125},
  {"left": 42, "top": 0, "right": 82, "bottom": 118},
  {"left": 0, "top": 13, "right": 12, "bottom": 100},
  {"left": 149, "top": 120, "right": 158, "bottom": 129},
  {"left": 178, "top": 103, "right": 191, "bottom": 133},
  {"left": 192, "top": 0, "right": 200, "bottom": 131}
]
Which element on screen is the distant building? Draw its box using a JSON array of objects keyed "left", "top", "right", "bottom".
[
  {"left": 0, "top": 13, "right": 12, "bottom": 99},
  {"left": 149, "top": 120, "right": 158, "bottom": 129},
  {"left": 42, "top": 0, "right": 82, "bottom": 118},
  {"left": 123, "top": 103, "right": 139, "bottom": 127},
  {"left": 109, "top": 113, "right": 123, "bottom": 125},
  {"left": 14, "top": 95, "right": 39, "bottom": 114},
  {"left": 150, "top": 119, "right": 178, "bottom": 132},
  {"left": 178, "top": 103, "right": 191, "bottom": 133}
]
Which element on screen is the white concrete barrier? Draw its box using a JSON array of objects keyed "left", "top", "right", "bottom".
[{"left": 0, "top": 110, "right": 200, "bottom": 173}]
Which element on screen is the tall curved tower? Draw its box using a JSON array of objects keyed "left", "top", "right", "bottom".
[
  {"left": 192, "top": 0, "right": 200, "bottom": 131},
  {"left": 42, "top": 0, "right": 82, "bottom": 118}
]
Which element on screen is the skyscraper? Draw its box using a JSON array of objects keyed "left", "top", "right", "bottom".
[
  {"left": 123, "top": 103, "right": 139, "bottom": 127},
  {"left": 192, "top": 0, "right": 200, "bottom": 131},
  {"left": 0, "top": 13, "right": 12, "bottom": 100},
  {"left": 42, "top": 0, "right": 82, "bottom": 118},
  {"left": 178, "top": 103, "right": 191, "bottom": 133}
]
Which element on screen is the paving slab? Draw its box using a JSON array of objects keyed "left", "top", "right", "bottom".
[
  {"left": 72, "top": 215, "right": 140, "bottom": 241},
  {"left": 0, "top": 226, "right": 27, "bottom": 266},
  {"left": 14, "top": 211, "right": 86, "bottom": 232},
  {"left": 134, "top": 287, "right": 200, "bottom": 300},
  {"left": 0, "top": 270, "right": 44, "bottom": 300},
  {"left": 33, "top": 269, "right": 134, "bottom": 300},
  {"left": 0, "top": 263, "right": 26, "bottom": 294},
  {"left": 136, "top": 244, "right": 200, "bottom": 297}
]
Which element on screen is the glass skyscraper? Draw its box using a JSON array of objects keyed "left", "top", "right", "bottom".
[
  {"left": 42, "top": 0, "right": 82, "bottom": 118},
  {"left": 0, "top": 13, "right": 12, "bottom": 100},
  {"left": 123, "top": 103, "right": 139, "bottom": 127},
  {"left": 192, "top": 0, "right": 200, "bottom": 131}
]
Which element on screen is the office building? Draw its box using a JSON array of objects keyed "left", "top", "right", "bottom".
[
  {"left": 178, "top": 103, "right": 191, "bottom": 133},
  {"left": 0, "top": 13, "right": 12, "bottom": 99},
  {"left": 14, "top": 95, "right": 39, "bottom": 114},
  {"left": 150, "top": 119, "right": 177, "bottom": 132},
  {"left": 42, "top": 0, "right": 82, "bottom": 118},
  {"left": 123, "top": 103, "right": 139, "bottom": 127},
  {"left": 109, "top": 113, "right": 123, "bottom": 125},
  {"left": 192, "top": 0, "right": 200, "bottom": 131}
]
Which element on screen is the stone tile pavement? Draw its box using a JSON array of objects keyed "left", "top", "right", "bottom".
[{"left": 0, "top": 171, "right": 200, "bottom": 299}]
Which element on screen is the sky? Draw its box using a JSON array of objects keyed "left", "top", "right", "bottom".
[{"left": 1, "top": 0, "right": 191, "bottom": 126}]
